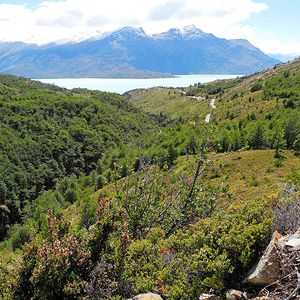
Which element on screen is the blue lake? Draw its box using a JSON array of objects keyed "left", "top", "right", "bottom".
[{"left": 38, "top": 74, "right": 239, "bottom": 94}]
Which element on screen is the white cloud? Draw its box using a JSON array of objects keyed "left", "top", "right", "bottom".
[
  {"left": 0, "top": 4, "right": 36, "bottom": 42},
  {"left": 142, "top": 0, "right": 268, "bottom": 37},
  {"left": 147, "top": 0, "right": 187, "bottom": 22},
  {"left": 253, "top": 37, "right": 300, "bottom": 57},
  {"left": 0, "top": 0, "right": 270, "bottom": 46}
]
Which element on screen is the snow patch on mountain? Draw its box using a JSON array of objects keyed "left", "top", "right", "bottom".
[
  {"left": 151, "top": 24, "right": 210, "bottom": 40},
  {"left": 151, "top": 28, "right": 182, "bottom": 40},
  {"left": 110, "top": 26, "right": 146, "bottom": 41},
  {"left": 51, "top": 32, "right": 98, "bottom": 45},
  {"left": 181, "top": 25, "right": 208, "bottom": 40}
]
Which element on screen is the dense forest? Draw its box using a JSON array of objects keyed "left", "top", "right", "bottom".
[
  {"left": 0, "top": 75, "right": 164, "bottom": 239},
  {"left": 1, "top": 58, "right": 300, "bottom": 299}
]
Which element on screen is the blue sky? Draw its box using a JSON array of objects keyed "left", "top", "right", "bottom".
[{"left": 0, "top": 0, "right": 299, "bottom": 61}]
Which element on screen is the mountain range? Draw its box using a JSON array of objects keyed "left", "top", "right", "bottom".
[{"left": 0, "top": 25, "right": 280, "bottom": 78}]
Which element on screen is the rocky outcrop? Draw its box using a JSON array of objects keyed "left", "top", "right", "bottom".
[
  {"left": 226, "top": 289, "right": 245, "bottom": 299},
  {"left": 199, "top": 294, "right": 222, "bottom": 300},
  {"left": 245, "top": 231, "right": 283, "bottom": 285},
  {"left": 246, "top": 230, "right": 300, "bottom": 286},
  {"left": 285, "top": 233, "right": 300, "bottom": 250},
  {"left": 127, "top": 293, "right": 163, "bottom": 300}
]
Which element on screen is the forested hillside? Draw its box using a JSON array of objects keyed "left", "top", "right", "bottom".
[
  {"left": 0, "top": 75, "right": 160, "bottom": 238},
  {"left": 1, "top": 58, "right": 300, "bottom": 299}
]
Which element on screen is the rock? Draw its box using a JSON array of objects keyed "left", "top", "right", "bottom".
[
  {"left": 226, "top": 289, "right": 244, "bottom": 299},
  {"left": 199, "top": 293, "right": 222, "bottom": 300},
  {"left": 128, "top": 293, "right": 163, "bottom": 300},
  {"left": 243, "top": 291, "right": 252, "bottom": 299},
  {"left": 246, "top": 231, "right": 282, "bottom": 286},
  {"left": 277, "top": 235, "right": 288, "bottom": 248},
  {"left": 285, "top": 234, "right": 300, "bottom": 250}
]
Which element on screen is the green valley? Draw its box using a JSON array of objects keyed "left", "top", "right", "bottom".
[{"left": 1, "top": 58, "right": 300, "bottom": 299}]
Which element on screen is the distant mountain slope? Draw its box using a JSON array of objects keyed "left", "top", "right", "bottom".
[{"left": 0, "top": 25, "right": 280, "bottom": 78}]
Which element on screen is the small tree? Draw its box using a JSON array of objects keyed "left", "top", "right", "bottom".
[
  {"left": 96, "top": 174, "right": 107, "bottom": 190},
  {"left": 166, "top": 144, "right": 178, "bottom": 168},
  {"left": 247, "top": 121, "right": 266, "bottom": 149},
  {"left": 64, "top": 188, "right": 79, "bottom": 203},
  {"left": 293, "top": 134, "right": 300, "bottom": 155},
  {"left": 272, "top": 126, "right": 286, "bottom": 157},
  {"left": 96, "top": 159, "right": 105, "bottom": 174}
]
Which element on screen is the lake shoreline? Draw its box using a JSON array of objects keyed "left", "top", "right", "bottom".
[{"left": 37, "top": 74, "right": 240, "bottom": 94}]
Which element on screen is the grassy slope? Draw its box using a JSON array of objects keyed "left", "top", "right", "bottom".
[
  {"left": 123, "top": 57, "right": 300, "bottom": 203},
  {"left": 124, "top": 87, "right": 212, "bottom": 122},
  {"left": 202, "top": 149, "right": 299, "bottom": 201},
  {"left": 91, "top": 149, "right": 300, "bottom": 208}
]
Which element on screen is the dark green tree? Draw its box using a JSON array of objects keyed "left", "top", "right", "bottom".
[
  {"left": 166, "top": 144, "right": 178, "bottom": 168},
  {"left": 248, "top": 121, "right": 266, "bottom": 149},
  {"left": 95, "top": 175, "right": 107, "bottom": 190}
]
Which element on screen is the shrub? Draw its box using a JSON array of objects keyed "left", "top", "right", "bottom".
[
  {"left": 79, "top": 197, "right": 98, "bottom": 230},
  {"left": 10, "top": 202, "right": 133, "bottom": 300},
  {"left": 113, "top": 123, "right": 226, "bottom": 239},
  {"left": 87, "top": 199, "right": 133, "bottom": 299},
  {"left": 272, "top": 182, "right": 300, "bottom": 235},
  {"left": 249, "top": 175, "right": 260, "bottom": 187},
  {"left": 0, "top": 254, "right": 17, "bottom": 299},
  {"left": 64, "top": 188, "right": 80, "bottom": 203},
  {"left": 113, "top": 162, "right": 229, "bottom": 239},
  {"left": 274, "top": 158, "right": 283, "bottom": 168},
  {"left": 251, "top": 82, "right": 263, "bottom": 92},
  {"left": 10, "top": 225, "right": 31, "bottom": 251},
  {"left": 127, "top": 198, "right": 272, "bottom": 299}
]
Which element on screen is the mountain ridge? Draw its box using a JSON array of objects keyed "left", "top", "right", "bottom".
[{"left": 0, "top": 25, "right": 280, "bottom": 78}]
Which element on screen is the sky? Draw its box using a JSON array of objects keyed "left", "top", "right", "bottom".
[{"left": 0, "top": 0, "right": 299, "bottom": 61}]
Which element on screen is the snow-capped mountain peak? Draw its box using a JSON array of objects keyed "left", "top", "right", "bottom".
[
  {"left": 110, "top": 26, "right": 146, "bottom": 41},
  {"left": 151, "top": 28, "right": 182, "bottom": 40},
  {"left": 181, "top": 25, "right": 207, "bottom": 40},
  {"left": 151, "top": 25, "right": 208, "bottom": 40}
]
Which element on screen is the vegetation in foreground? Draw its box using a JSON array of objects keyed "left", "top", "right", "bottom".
[{"left": 0, "top": 129, "right": 276, "bottom": 299}]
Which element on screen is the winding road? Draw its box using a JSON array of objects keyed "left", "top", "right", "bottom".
[{"left": 205, "top": 98, "right": 216, "bottom": 123}]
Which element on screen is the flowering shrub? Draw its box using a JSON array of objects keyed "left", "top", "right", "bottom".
[
  {"left": 11, "top": 210, "right": 91, "bottom": 300},
  {"left": 85, "top": 197, "right": 135, "bottom": 299},
  {"left": 0, "top": 254, "right": 17, "bottom": 300},
  {"left": 9, "top": 202, "right": 134, "bottom": 300}
]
